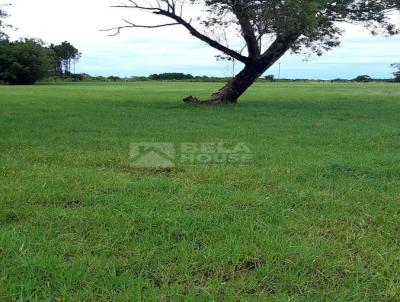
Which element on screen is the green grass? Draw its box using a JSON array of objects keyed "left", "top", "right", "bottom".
[{"left": 1, "top": 82, "right": 400, "bottom": 301}]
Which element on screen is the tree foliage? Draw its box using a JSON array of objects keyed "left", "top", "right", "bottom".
[
  {"left": 200, "top": 0, "right": 400, "bottom": 55},
  {"left": 0, "top": 4, "right": 12, "bottom": 40},
  {"left": 0, "top": 39, "right": 53, "bottom": 84}
]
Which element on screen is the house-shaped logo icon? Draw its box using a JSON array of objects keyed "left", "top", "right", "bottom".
[{"left": 130, "top": 143, "right": 175, "bottom": 168}]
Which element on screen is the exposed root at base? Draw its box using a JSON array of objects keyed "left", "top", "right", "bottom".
[{"left": 183, "top": 95, "right": 236, "bottom": 105}]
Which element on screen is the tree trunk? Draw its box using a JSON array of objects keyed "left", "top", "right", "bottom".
[
  {"left": 183, "top": 34, "right": 300, "bottom": 105},
  {"left": 183, "top": 62, "right": 271, "bottom": 104}
]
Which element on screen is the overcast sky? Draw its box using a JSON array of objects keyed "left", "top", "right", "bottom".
[{"left": 5, "top": 0, "right": 400, "bottom": 79}]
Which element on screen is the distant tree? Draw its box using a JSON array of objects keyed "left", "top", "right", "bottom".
[
  {"left": 264, "top": 75, "right": 275, "bottom": 82},
  {"left": 0, "top": 4, "right": 12, "bottom": 40},
  {"left": 106, "top": 0, "right": 400, "bottom": 104},
  {"left": 108, "top": 75, "right": 121, "bottom": 81},
  {"left": 353, "top": 75, "right": 372, "bottom": 83},
  {"left": 391, "top": 63, "right": 400, "bottom": 82},
  {"left": 50, "top": 41, "right": 81, "bottom": 76},
  {"left": 0, "top": 39, "right": 53, "bottom": 84}
]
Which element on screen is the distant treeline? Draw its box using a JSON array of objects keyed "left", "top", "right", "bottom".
[
  {"left": 263, "top": 74, "right": 400, "bottom": 83},
  {"left": 41, "top": 73, "right": 230, "bottom": 83},
  {"left": 41, "top": 72, "right": 400, "bottom": 83},
  {"left": 1, "top": 36, "right": 399, "bottom": 85},
  {"left": 149, "top": 73, "right": 194, "bottom": 80}
]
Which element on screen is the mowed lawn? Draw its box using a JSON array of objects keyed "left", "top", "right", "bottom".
[{"left": 1, "top": 82, "right": 400, "bottom": 301}]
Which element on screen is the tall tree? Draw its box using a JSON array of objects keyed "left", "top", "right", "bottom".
[
  {"left": 50, "top": 41, "right": 81, "bottom": 76},
  {"left": 106, "top": 0, "right": 400, "bottom": 104}
]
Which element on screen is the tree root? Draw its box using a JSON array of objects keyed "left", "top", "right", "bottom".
[{"left": 183, "top": 95, "right": 236, "bottom": 105}]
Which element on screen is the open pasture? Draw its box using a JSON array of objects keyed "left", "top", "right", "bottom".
[{"left": 1, "top": 82, "right": 400, "bottom": 301}]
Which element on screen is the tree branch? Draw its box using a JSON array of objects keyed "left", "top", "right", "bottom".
[
  {"left": 260, "top": 33, "right": 301, "bottom": 66},
  {"left": 107, "top": 0, "right": 250, "bottom": 64},
  {"left": 231, "top": 1, "right": 260, "bottom": 58},
  {"left": 101, "top": 19, "right": 179, "bottom": 36}
]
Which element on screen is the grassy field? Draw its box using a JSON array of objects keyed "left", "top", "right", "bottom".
[{"left": 1, "top": 82, "right": 400, "bottom": 301}]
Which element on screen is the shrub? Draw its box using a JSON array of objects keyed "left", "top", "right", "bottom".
[{"left": 0, "top": 39, "right": 53, "bottom": 84}]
